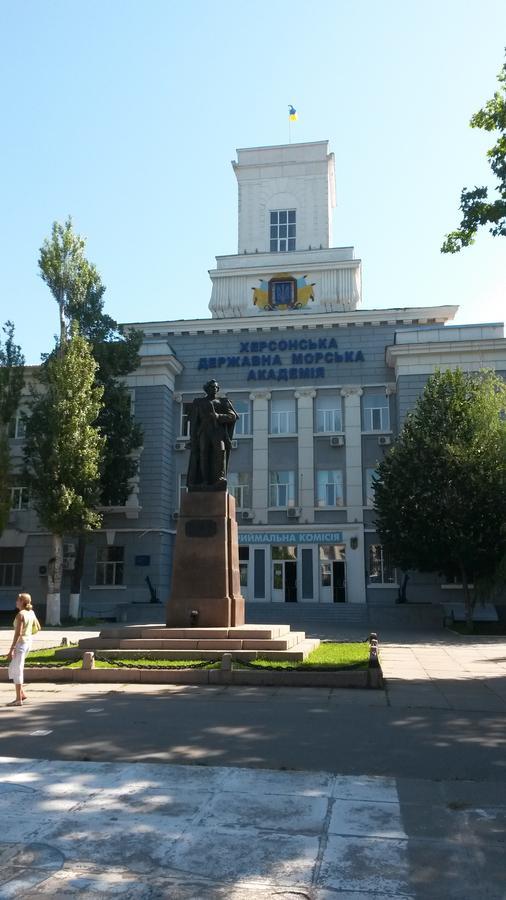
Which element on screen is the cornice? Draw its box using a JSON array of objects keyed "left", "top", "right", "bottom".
[
  {"left": 386, "top": 337, "right": 506, "bottom": 368},
  {"left": 123, "top": 305, "right": 459, "bottom": 338},
  {"left": 209, "top": 258, "right": 361, "bottom": 279}
]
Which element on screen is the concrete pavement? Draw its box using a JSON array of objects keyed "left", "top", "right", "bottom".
[
  {"left": 1, "top": 624, "right": 505, "bottom": 898},
  {"left": 0, "top": 755, "right": 505, "bottom": 899}
]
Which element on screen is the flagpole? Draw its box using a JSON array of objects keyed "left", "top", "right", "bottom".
[{"left": 288, "top": 116, "right": 291, "bottom": 144}]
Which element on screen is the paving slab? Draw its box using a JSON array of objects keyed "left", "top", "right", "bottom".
[{"left": 0, "top": 756, "right": 505, "bottom": 899}]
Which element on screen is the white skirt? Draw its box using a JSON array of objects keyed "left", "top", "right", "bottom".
[{"left": 8, "top": 639, "right": 31, "bottom": 685}]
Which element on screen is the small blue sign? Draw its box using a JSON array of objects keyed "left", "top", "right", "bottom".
[{"left": 135, "top": 555, "right": 150, "bottom": 566}]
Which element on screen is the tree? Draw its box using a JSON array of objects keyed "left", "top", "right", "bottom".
[
  {"left": 24, "top": 332, "right": 104, "bottom": 624},
  {"left": 69, "top": 279, "right": 143, "bottom": 507},
  {"left": 442, "top": 53, "right": 506, "bottom": 253},
  {"left": 373, "top": 369, "right": 506, "bottom": 629},
  {"left": 39, "top": 217, "right": 99, "bottom": 347},
  {"left": 0, "top": 322, "right": 24, "bottom": 534},
  {"left": 38, "top": 219, "right": 142, "bottom": 617}
]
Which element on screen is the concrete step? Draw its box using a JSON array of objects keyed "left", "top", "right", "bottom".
[
  {"left": 59, "top": 637, "right": 321, "bottom": 663},
  {"left": 84, "top": 624, "right": 294, "bottom": 642},
  {"left": 78, "top": 629, "right": 308, "bottom": 653}
]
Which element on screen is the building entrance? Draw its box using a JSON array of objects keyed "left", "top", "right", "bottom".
[
  {"left": 320, "top": 544, "right": 346, "bottom": 603},
  {"left": 272, "top": 545, "right": 297, "bottom": 602}
]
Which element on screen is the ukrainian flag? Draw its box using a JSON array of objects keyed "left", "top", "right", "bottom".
[{"left": 288, "top": 105, "right": 298, "bottom": 121}]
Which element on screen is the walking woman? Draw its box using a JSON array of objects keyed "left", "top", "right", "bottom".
[{"left": 6, "top": 592, "right": 41, "bottom": 707}]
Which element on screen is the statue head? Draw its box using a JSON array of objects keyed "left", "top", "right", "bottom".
[{"left": 203, "top": 380, "right": 219, "bottom": 398}]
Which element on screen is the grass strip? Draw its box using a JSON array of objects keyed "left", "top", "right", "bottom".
[
  {"left": 93, "top": 658, "right": 221, "bottom": 670},
  {"left": 245, "top": 641, "right": 369, "bottom": 670},
  {"left": 1, "top": 642, "right": 370, "bottom": 672}
]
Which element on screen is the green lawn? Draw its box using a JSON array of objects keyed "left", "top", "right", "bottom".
[
  {"left": 0, "top": 641, "right": 370, "bottom": 671},
  {"left": 93, "top": 658, "right": 221, "bottom": 669},
  {"left": 248, "top": 641, "right": 369, "bottom": 670},
  {"left": 0, "top": 646, "right": 81, "bottom": 668}
]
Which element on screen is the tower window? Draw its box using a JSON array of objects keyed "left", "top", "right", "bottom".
[{"left": 270, "top": 210, "right": 296, "bottom": 252}]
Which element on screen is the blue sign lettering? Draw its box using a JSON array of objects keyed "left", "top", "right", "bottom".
[{"left": 238, "top": 531, "right": 344, "bottom": 544}]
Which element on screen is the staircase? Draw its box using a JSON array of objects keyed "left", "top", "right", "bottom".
[
  {"left": 71, "top": 624, "right": 320, "bottom": 663},
  {"left": 246, "top": 602, "right": 370, "bottom": 630}
]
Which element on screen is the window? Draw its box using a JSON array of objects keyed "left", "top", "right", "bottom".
[
  {"left": 362, "top": 393, "right": 390, "bottom": 432},
  {"left": 227, "top": 472, "right": 252, "bottom": 509},
  {"left": 233, "top": 399, "right": 251, "bottom": 435},
  {"left": 0, "top": 548, "right": 23, "bottom": 587},
  {"left": 321, "top": 563, "right": 332, "bottom": 587},
  {"left": 365, "top": 468, "right": 378, "bottom": 507},
  {"left": 368, "top": 544, "right": 396, "bottom": 584},
  {"left": 269, "top": 470, "right": 296, "bottom": 507},
  {"left": 315, "top": 395, "right": 342, "bottom": 433},
  {"left": 10, "top": 486, "right": 30, "bottom": 510},
  {"left": 8, "top": 410, "right": 26, "bottom": 440},
  {"left": 95, "top": 546, "right": 124, "bottom": 585},
  {"left": 316, "top": 470, "right": 344, "bottom": 507},
  {"left": 178, "top": 473, "right": 187, "bottom": 509},
  {"left": 270, "top": 209, "right": 296, "bottom": 252},
  {"left": 270, "top": 397, "right": 296, "bottom": 434},
  {"left": 239, "top": 545, "right": 249, "bottom": 587},
  {"left": 180, "top": 402, "right": 193, "bottom": 437}
]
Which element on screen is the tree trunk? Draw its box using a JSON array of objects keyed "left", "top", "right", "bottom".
[
  {"left": 46, "top": 533, "right": 63, "bottom": 625},
  {"left": 461, "top": 567, "right": 474, "bottom": 632},
  {"left": 68, "top": 594, "right": 80, "bottom": 620},
  {"left": 69, "top": 536, "right": 86, "bottom": 619}
]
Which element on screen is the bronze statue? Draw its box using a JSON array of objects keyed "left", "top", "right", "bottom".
[{"left": 187, "top": 380, "right": 238, "bottom": 491}]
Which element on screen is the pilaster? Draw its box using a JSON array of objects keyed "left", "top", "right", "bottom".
[
  {"left": 294, "top": 389, "right": 316, "bottom": 519},
  {"left": 250, "top": 390, "right": 271, "bottom": 515},
  {"left": 340, "top": 386, "right": 363, "bottom": 523}
]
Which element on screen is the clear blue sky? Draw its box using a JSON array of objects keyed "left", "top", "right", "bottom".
[{"left": 1, "top": 0, "right": 505, "bottom": 364}]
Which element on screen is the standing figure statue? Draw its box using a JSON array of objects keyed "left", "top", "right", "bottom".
[{"left": 187, "top": 380, "right": 238, "bottom": 491}]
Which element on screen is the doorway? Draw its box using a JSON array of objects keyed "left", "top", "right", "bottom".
[
  {"left": 332, "top": 560, "right": 346, "bottom": 602},
  {"left": 272, "top": 546, "right": 298, "bottom": 602},
  {"left": 320, "top": 544, "right": 346, "bottom": 603}
]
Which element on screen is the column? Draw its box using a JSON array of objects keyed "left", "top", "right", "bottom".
[
  {"left": 341, "top": 386, "right": 363, "bottom": 522},
  {"left": 295, "top": 389, "right": 316, "bottom": 519},
  {"left": 250, "top": 390, "right": 271, "bottom": 516},
  {"left": 341, "top": 386, "right": 366, "bottom": 604}
]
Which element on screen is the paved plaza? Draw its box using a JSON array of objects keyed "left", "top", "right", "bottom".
[
  {"left": 0, "top": 622, "right": 505, "bottom": 898},
  {"left": 0, "top": 755, "right": 505, "bottom": 899}
]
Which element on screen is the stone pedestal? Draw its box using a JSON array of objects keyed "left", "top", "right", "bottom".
[{"left": 166, "top": 491, "right": 245, "bottom": 627}]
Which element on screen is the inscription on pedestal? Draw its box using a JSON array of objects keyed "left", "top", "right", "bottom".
[{"left": 185, "top": 519, "right": 217, "bottom": 539}]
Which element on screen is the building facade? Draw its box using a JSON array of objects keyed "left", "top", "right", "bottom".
[{"left": 2, "top": 140, "right": 506, "bottom": 613}]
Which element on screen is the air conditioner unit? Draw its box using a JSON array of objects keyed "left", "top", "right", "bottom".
[
  {"left": 172, "top": 510, "right": 180, "bottom": 520},
  {"left": 286, "top": 507, "right": 301, "bottom": 519},
  {"left": 174, "top": 441, "right": 188, "bottom": 451},
  {"left": 230, "top": 439, "right": 238, "bottom": 449},
  {"left": 378, "top": 436, "right": 392, "bottom": 446},
  {"left": 241, "top": 509, "right": 254, "bottom": 521},
  {"left": 63, "top": 556, "right": 75, "bottom": 571},
  {"left": 330, "top": 435, "right": 345, "bottom": 447}
]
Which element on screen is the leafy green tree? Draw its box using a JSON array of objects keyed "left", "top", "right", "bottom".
[
  {"left": 373, "top": 369, "right": 506, "bottom": 628},
  {"left": 24, "top": 332, "right": 104, "bottom": 624},
  {"left": 38, "top": 220, "right": 142, "bottom": 614},
  {"left": 0, "top": 322, "right": 24, "bottom": 534},
  {"left": 39, "top": 217, "right": 99, "bottom": 347},
  {"left": 69, "top": 279, "right": 143, "bottom": 507},
  {"left": 442, "top": 53, "right": 506, "bottom": 253}
]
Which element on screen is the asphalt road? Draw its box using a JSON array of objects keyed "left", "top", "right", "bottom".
[{"left": 1, "top": 681, "right": 505, "bottom": 784}]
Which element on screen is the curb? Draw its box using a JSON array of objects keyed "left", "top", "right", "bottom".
[{"left": 0, "top": 666, "right": 384, "bottom": 689}]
